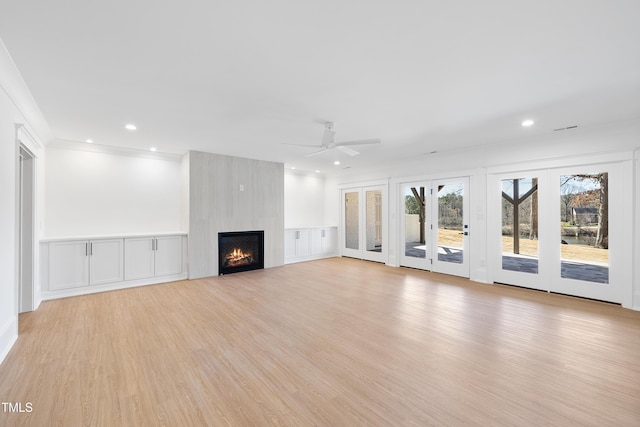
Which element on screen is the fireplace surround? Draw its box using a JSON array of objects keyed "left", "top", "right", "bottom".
[{"left": 218, "top": 231, "right": 264, "bottom": 275}]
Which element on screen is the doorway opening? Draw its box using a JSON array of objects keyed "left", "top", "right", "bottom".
[{"left": 18, "top": 145, "right": 36, "bottom": 313}]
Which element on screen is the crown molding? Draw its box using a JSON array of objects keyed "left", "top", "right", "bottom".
[
  {"left": 49, "top": 139, "right": 183, "bottom": 162},
  {"left": 0, "top": 38, "right": 52, "bottom": 144}
]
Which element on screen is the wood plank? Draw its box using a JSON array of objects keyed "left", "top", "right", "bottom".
[{"left": 1, "top": 257, "right": 639, "bottom": 425}]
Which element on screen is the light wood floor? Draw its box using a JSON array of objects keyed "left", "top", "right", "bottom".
[{"left": 2, "top": 257, "right": 640, "bottom": 426}]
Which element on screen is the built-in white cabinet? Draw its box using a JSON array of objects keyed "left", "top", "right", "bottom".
[
  {"left": 124, "top": 235, "right": 183, "bottom": 280},
  {"left": 41, "top": 234, "right": 187, "bottom": 300},
  {"left": 285, "top": 229, "right": 311, "bottom": 259},
  {"left": 49, "top": 238, "right": 124, "bottom": 290},
  {"left": 310, "top": 227, "right": 337, "bottom": 256},
  {"left": 285, "top": 227, "right": 337, "bottom": 264}
]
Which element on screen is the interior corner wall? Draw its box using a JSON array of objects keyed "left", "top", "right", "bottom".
[{"left": 188, "top": 151, "right": 284, "bottom": 279}]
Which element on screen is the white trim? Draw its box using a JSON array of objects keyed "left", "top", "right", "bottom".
[
  {"left": 49, "top": 139, "right": 184, "bottom": 161},
  {"left": 16, "top": 123, "right": 42, "bottom": 151},
  {"left": 390, "top": 167, "right": 482, "bottom": 188},
  {"left": 486, "top": 150, "right": 634, "bottom": 175},
  {"left": 336, "top": 178, "right": 389, "bottom": 190},
  {"left": 0, "top": 40, "right": 51, "bottom": 143},
  {"left": 40, "top": 232, "right": 188, "bottom": 243},
  {"left": 0, "top": 316, "right": 18, "bottom": 366},
  {"left": 41, "top": 273, "right": 188, "bottom": 301}
]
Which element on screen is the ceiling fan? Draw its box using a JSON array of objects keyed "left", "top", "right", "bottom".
[{"left": 286, "top": 122, "right": 381, "bottom": 157}]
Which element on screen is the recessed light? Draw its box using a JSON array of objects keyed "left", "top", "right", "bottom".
[
  {"left": 85, "top": 139, "right": 93, "bottom": 143},
  {"left": 522, "top": 119, "right": 534, "bottom": 127},
  {"left": 125, "top": 124, "right": 137, "bottom": 130},
  {"left": 150, "top": 147, "right": 157, "bottom": 152},
  {"left": 315, "top": 170, "right": 320, "bottom": 173},
  {"left": 291, "top": 166, "right": 296, "bottom": 170},
  {"left": 334, "top": 161, "right": 340, "bottom": 165}
]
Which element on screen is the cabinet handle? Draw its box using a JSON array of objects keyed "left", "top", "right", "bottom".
[
  {"left": 321, "top": 229, "right": 325, "bottom": 238},
  {"left": 155, "top": 238, "right": 158, "bottom": 251},
  {"left": 151, "top": 239, "right": 155, "bottom": 251},
  {"left": 85, "top": 243, "right": 88, "bottom": 256},
  {"left": 295, "top": 231, "right": 300, "bottom": 239},
  {"left": 90, "top": 242, "right": 93, "bottom": 256}
]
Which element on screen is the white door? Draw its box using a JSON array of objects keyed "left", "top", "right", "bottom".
[
  {"left": 341, "top": 185, "right": 387, "bottom": 263},
  {"left": 154, "top": 235, "right": 183, "bottom": 277},
  {"left": 491, "top": 172, "right": 549, "bottom": 291},
  {"left": 400, "top": 181, "right": 430, "bottom": 270},
  {"left": 549, "top": 165, "right": 624, "bottom": 302},
  {"left": 89, "top": 239, "right": 124, "bottom": 285},
  {"left": 431, "top": 177, "right": 470, "bottom": 278},
  {"left": 489, "top": 162, "right": 629, "bottom": 303}
]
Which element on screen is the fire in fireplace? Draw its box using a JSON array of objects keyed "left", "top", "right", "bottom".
[{"left": 218, "top": 231, "right": 264, "bottom": 275}]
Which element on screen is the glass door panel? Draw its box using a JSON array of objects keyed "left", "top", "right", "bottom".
[
  {"left": 501, "top": 177, "right": 539, "bottom": 274},
  {"left": 344, "top": 191, "right": 360, "bottom": 250},
  {"left": 400, "top": 182, "right": 429, "bottom": 269},
  {"left": 365, "top": 189, "right": 383, "bottom": 254},
  {"left": 559, "top": 173, "right": 609, "bottom": 284},
  {"left": 432, "top": 178, "right": 469, "bottom": 277},
  {"left": 550, "top": 165, "right": 624, "bottom": 303}
]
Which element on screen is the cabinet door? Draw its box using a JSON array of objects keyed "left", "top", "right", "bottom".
[
  {"left": 296, "top": 230, "right": 311, "bottom": 257},
  {"left": 310, "top": 229, "right": 323, "bottom": 255},
  {"left": 321, "top": 228, "right": 337, "bottom": 255},
  {"left": 154, "top": 236, "right": 183, "bottom": 277},
  {"left": 49, "top": 240, "right": 90, "bottom": 290},
  {"left": 124, "top": 237, "right": 155, "bottom": 280},
  {"left": 284, "top": 230, "right": 298, "bottom": 259},
  {"left": 90, "top": 239, "right": 124, "bottom": 285}
]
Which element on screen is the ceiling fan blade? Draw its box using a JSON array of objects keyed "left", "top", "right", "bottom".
[
  {"left": 335, "top": 138, "right": 381, "bottom": 147},
  {"left": 304, "top": 148, "right": 331, "bottom": 157},
  {"left": 281, "top": 142, "right": 322, "bottom": 148},
  {"left": 336, "top": 145, "right": 360, "bottom": 156}
]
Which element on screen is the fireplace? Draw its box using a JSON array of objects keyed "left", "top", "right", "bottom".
[{"left": 218, "top": 231, "right": 264, "bottom": 275}]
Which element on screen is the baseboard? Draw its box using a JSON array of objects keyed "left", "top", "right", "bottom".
[
  {"left": 0, "top": 316, "right": 18, "bottom": 366},
  {"left": 41, "top": 273, "right": 188, "bottom": 301},
  {"left": 284, "top": 253, "right": 338, "bottom": 265}
]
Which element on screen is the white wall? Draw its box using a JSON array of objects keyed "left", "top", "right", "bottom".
[
  {"left": 284, "top": 170, "right": 326, "bottom": 227},
  {"left": 0, "top": 40, "right": 49, "bottom": 364},
  {"left": 44, "top": 143, "right": 183, "bottom": 237}
]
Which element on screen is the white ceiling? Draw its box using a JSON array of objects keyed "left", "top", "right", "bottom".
[{"left": 2, "top": 0, "right": 639, "bottom": 175}]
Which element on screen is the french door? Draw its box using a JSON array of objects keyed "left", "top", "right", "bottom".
[
  {"left": 432, "top": 177, "right": 470, "bottom": 277},
  {"left": 400, "top": 182, "right": 430, "bottom": 269},
  {"left": 341, "top": 185, "right": 387, "bottom": 263},
  {"left": 490, "top": 161, "right": 629, "bottom": 303},
  {"left": 399, "top": 177, "right": 470, "bottom": 278}
]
